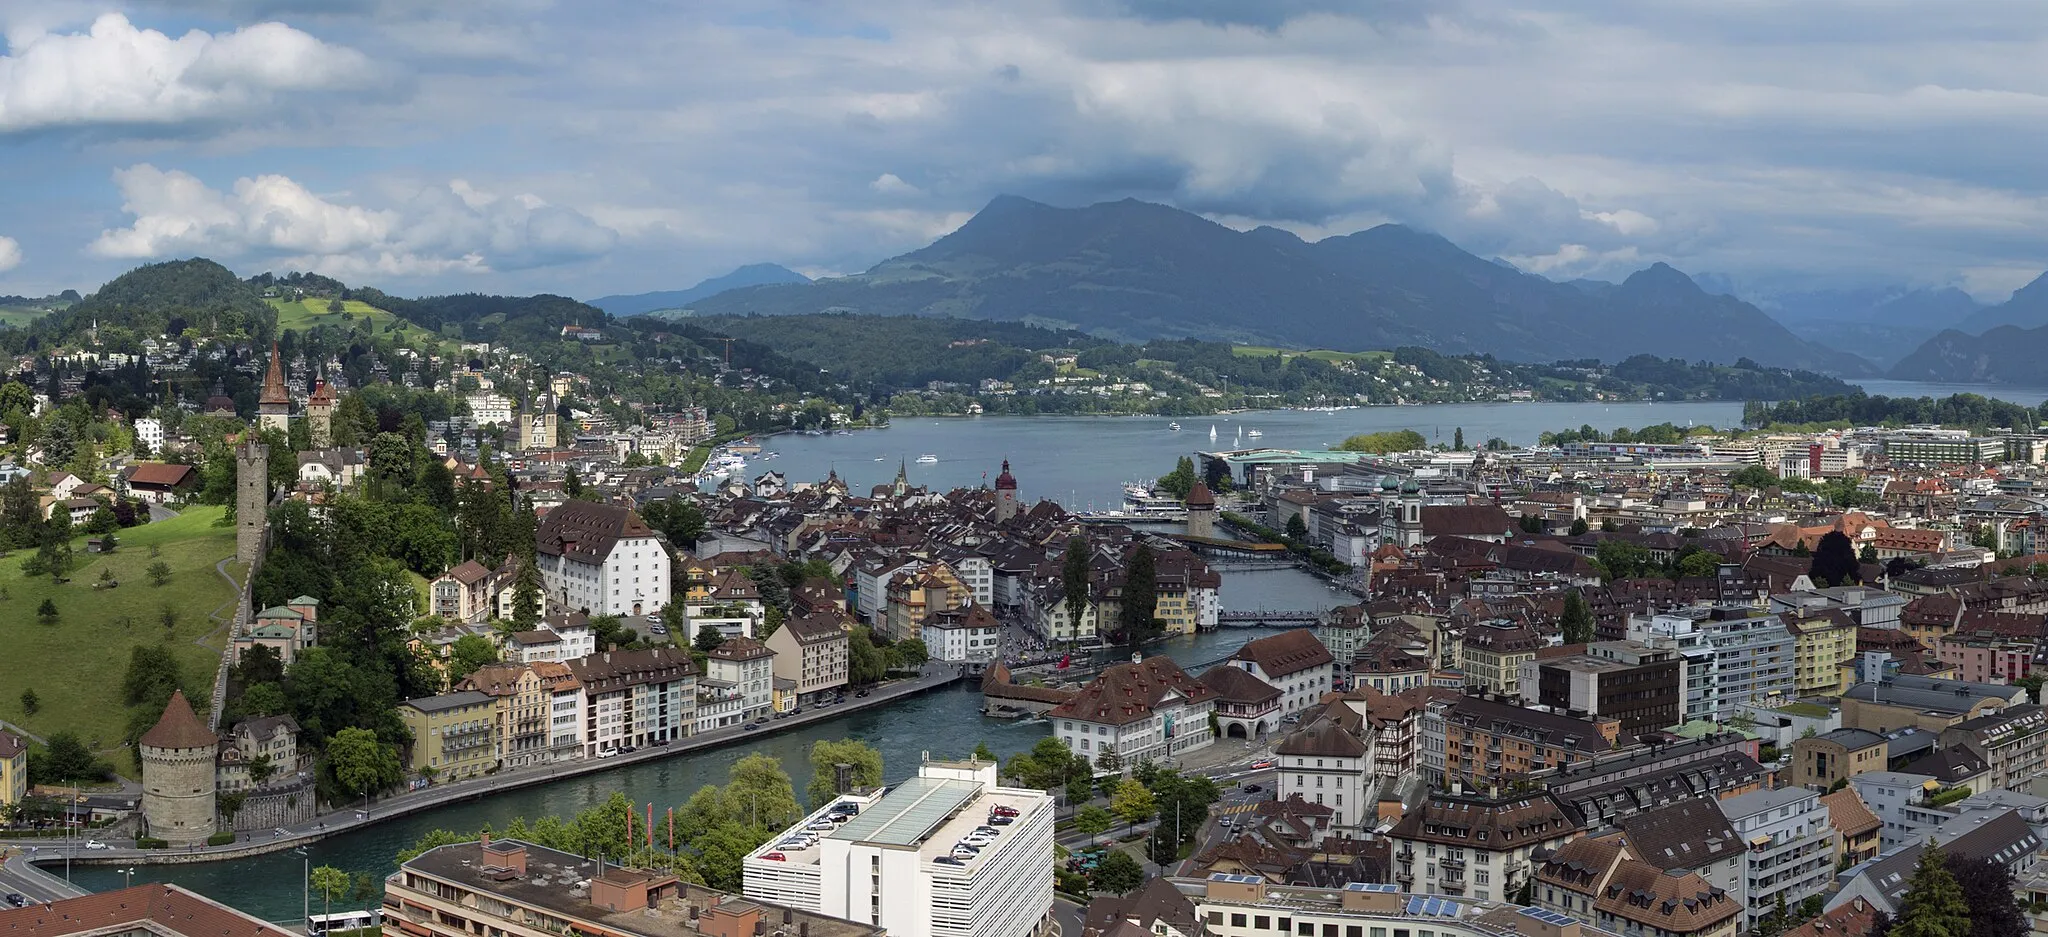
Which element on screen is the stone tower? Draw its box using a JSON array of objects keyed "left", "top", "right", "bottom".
[
  {"left": 993, "top": 459, "right": 1019, "bottom": 523},
  {"left": 1185, "top": 479, "right": 1217, "bottom": 539},
  {"left": 307, "top": 380, "right": 336, "bottom": 449},
  {"left": 236, "top": 436, "right": 269, "bottom": 565},
  {"left": 139, "top": 689, "right": 218, "bottom": 847},
  {"left": 257, "top": 342, "right": 291, "bottom": 435},
  {"left": 522, "top": 391, "right": 558, "bottom": 451}
]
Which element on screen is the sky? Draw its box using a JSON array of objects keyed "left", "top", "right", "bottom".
[{"left": 3, "top": 0, "right": 2048, "bottom": 304}]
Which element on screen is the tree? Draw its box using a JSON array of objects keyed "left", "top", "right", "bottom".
[
  {"left": 445, "top": 633, "right": 501, "bottom": 684},
  {"left": 510, "top": 557, "right": 541, "bottom": 628},
  {"left": 1092, "top": 849, "right": 1144, "bottom": 894},
  {"left": 147, "top": 560, "right": 172, "bottom": 586},
  {"left": 972, "top": 741, "right": 998, "bottom": 763},
  {"left": 327, "top": 727, "right": 402, "bottom": 804},
  {"left": 1284, "top": 513, "right": 1308, "bottom": 541},
  {"left": 1061, "top": 536, "right": 1091, "bottom": 633},
  {"left": 563, "top": 466, "right": 583, "bottom": 499},
  {"left": 1110, "top": 778, "right": 1157, "bottom": 833},
  {"left": 1889, "top": 843, "right": 1969, "bottom": 937},
  {"left": 888, "top": 637, "right": 929, "bottom": 672},
  {"left": 1594, "top": 540, "right": 1653, "bottom": 580},
  {"left": 1945, "top": 853, "right": 2022, "bottom": 937},
  {"left": 1559, "top": 590, "right": 1594, "bottom": 645},
  {"left": 806, "top": 739, "right": 883, "bottom": 806},
  {"left": 1453, "top": 427, "right": 1466, "bottom": 450},
  {"left": 29, "top": 732, "right": 110, "bottom": 783},
  {"left": 1114, "top": 543, "right": 1160, "bottom": 649},
  {"left": 847, "top": 629, "right": 887, "bottom": 684},
  {"left": 1155, "top": 456, "right": 1196, "bottom": 500},
  {"left": 1337, "top": 429, "right": 1425, "bottom": 453},
  {"left": 1569, "top": 517, "right": 1589, "bottom": 536},
  {"left": 309, "top": 865, "right": 350, "bottom": 919},
  {"left": 19, "top": 688, "right": 37, "bottom": 715},
  {"left": 1729, "top": 464, "right": 1779, "bottom": 490},
  {"left": 35, "top": 598, "right": 56, "bottom": 623},
  {"left": 694, "top": 625, "right": 727, "bottom": 652},
  {"left": 1860, "top": 544, "right": 1880, "bottom": 564},
  {"left": 85, "top": 505, "right": 119, "bottom": 535},
  {"left": 1075, "top": 804, "right": 1114, "bottom": 845},
  {"left": 1675, "top": 548, "right": 1725, "bottom": 580},
  {"left": 1811, "top": 530, "right": 1861, "bottom": 588}
]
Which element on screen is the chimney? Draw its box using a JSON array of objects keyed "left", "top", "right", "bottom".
[{"left": 480, "top": 831, "right": 490, "bottom": 849}]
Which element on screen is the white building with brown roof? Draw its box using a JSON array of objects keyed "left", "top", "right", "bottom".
[
  {"left": 1227, "top": 629, "right": 1336, "bottom": 716},
  {"left": 1273, "top": 700, "right": 1374, "bottom": 829},
  {"left": 920, "top": 603, "right": 1003, "bottom": 664},
  {"left": 1389, "top": 788, "right": 1582, "bottom": 901},
  {"left": 705, "top": 635, "right": 775, "bottom": 719},
  {"left": 1049, "top": 655, "right": 1217, "bottom": 769},
  {"left": 563, "top": 648, "right": 697, "bottom": 756},
  {"left": 433, "top": 559, "right": 499, "bottom": 623},
  {"left": 536, "top": 499, "right": 671, "bottom": 617}
]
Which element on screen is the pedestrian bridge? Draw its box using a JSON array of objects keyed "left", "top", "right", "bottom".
[{"left": 1215, "top": 609, "right": 1324, "bottom": 626}]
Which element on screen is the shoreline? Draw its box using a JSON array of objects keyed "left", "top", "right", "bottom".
[{"left": 28, "top": 668, "right": 967, "bottom": 871}]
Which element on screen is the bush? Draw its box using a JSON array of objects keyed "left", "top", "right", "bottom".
[
  {"left": 207, "top": 830, "right": 237, "bottom": 846},
  {"left": 136, "top": 837, "right": 169, "bottom": 849}
]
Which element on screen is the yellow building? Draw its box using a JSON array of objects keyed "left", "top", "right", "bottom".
[
  {"left": 884, "top": 562, "right": 966, "bottom": 642},
  {"left": 1459, "top": 621, "right": 1542, "bottom": 696},
  {"left": 400, "top": 690, "right": 499, "bottom": 780},
  {"left": 1785, "top": 610, "right": 1859, "bottom": 695},
  {"left": 0, "top": 731, "right": 26, "bottom": 806},
  {"left": 678, "top": 554, "right": 716, "bottom": 603},
  {"left": 457, "top": 664, "right": 553, "bottom": 771}
]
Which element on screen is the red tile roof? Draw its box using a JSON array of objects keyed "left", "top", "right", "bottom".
[
  {"left": 1048, "top": 656, "right": 1215, "bottom": 726},
  {"left": 0, "top": 884, "right": 293, "bottom": 937},
  {"left": 139, "top": 689, "right": 216, "bottom": 751},
  {"left": 1231, "top": 629, "right": 1334, "bottom": 678}
]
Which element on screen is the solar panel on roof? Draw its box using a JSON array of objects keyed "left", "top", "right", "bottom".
[
  {"left": 830, "top": 776, "right": 979, "bottom": 847},
  {"left": 1406, "top": 897, "right": 1426, "bottom": 915}
]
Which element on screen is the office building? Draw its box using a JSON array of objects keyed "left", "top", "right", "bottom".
[
  {"left": 1790, "top": 728, "right": 1886, "bottom": 790},
  {"left": 1518, "top": 641, "right": 1682, "bottom": 733},
  {"left": 743, "top": 758, "right": 1054, "bottom": 937}
]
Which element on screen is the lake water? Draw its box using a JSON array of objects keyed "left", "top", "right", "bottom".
[{"left": 754, "top": 401, "right": 1744, "bottom": 509}]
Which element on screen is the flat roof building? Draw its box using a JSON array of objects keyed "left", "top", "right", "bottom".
[{"left": 744, "top": 757, "right": 1054, "bottom": 937}]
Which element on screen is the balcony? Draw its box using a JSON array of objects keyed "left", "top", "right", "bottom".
[{"left": 1440, "top": 857, "right": 1466, "bottom": 870}]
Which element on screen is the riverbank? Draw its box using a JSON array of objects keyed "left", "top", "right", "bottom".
[{"left": 29, "top": 666, "right": 966, "bottom": 870}]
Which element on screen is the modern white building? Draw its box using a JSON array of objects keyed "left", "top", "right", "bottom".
[
  {"left": 467, "top": 392, "right": 515, "bottom": 426},
  {"left": 1629, "top": 606, "right": 1795, "bottom": 721},
  {"left": 563, "top": 648, "right": 696, "bottom": 756},
  {"left": 535, "top": 500, "right": 672, "bottom": 617},
  {"left": 508, "top": 614, "right": 597, "bottom": 663},
  {"left": 1716, "top": 787, "right": 1835, "bottom": 930},
  {"left": 133, "top": 417, "right": 164, "bottom": 455},
  {"left": 743, "top": 757, "right": 1054, "bottom": 937},
  {"left": 921, "top": 604, "right": 1003, "bottom": 664}
]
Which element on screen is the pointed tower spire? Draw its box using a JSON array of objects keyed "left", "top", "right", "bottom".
[{"left": 257, "top": 341, "right": 291, "bottom": 433}]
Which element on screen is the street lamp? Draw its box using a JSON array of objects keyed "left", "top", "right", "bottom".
[
  {"left": 120, "top": 867, "right": 136, "bottom": 888},
  {"left": 295, "top": 847, "right": 310, "bottom": 930}
]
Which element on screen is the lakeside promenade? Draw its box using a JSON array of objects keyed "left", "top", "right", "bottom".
[{"left": 13, "top": 666, "right": 967, "bottom": 874}]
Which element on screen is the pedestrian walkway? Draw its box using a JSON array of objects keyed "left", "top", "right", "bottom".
[{"left": 1217, "top": 802, "right": 1259, "bottom": 815}]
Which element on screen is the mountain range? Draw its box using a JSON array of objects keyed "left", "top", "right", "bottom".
[
  {"left": 662, "top": 195, "right": 1870, "bottom": 374},
  {"left": 590, "top": 263, "right": 809, "bottom": 317}
]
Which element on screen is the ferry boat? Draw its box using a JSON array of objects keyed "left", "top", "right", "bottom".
[
  {"left": 916, "top": 453, "right": 938, "bottom": 464},
  {"left": 1120, "top": 488, "right": 1188, "bottom": 517},
  {"left": 1247, "top": 428, "right": 1264, "bottom": 438},
  {"left": 1167, "top": 422, "right": 1181, "bottom": 432}
]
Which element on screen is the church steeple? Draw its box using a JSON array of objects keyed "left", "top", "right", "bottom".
[
  {"left": 893, "top": 458, "right": 909, "bottom": 497},
  {"left": 257, "top": 341, "right": 290, "bottom": 434}
]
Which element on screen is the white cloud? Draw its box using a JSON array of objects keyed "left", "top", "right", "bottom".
[
  {"left": 0, "top": 12, "right": 373, "bottom": 131},
  {"left": 870, "top": 173, "right": 921, "bottom": 196},
  {"left": 91, "top": 164, "right": 616, "bottom": 276},
  {"left": 0, "top": 236, "right": 19, "bottom": 273}
]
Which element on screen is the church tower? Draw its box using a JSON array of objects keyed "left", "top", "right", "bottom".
[
  {"left": 893, "top": 459, "right": 909, "bottom": 498},
  {"left": 236, "top": 435, "right": 269, "bottom": 565},
  {"left": 307, "top": 380, "right": 336, "bottom": 449},
  {"left": 138, "top": 689, "right": 218, "bottom": 847},
  {"left": 257, "top": 342, "right": 290, "bottom": 434},
  {"left": 993, "top": 459, "right": 1019, "bottom": 523}
]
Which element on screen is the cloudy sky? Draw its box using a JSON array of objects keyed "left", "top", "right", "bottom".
[{"left": 2, "top": 0, "right": 2047, "bottom": 303}]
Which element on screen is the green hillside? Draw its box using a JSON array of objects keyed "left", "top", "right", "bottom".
[
  {"left": 0, "top": 507, "right": 240, "bottom": 757},
  {"left": 270, "top": 297, "right": 455, "bottom": 353}
]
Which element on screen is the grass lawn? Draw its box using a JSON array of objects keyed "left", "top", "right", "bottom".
[
  {"left": 1231, "top": 344, "right": 1389, "bottom": 364},
  {"left": 270, "top": 298, "right": 455, "bottom": 354},
  {"left": 0, "top": 306, "right": 52, "bottom": 328},
  {"left": 0, "top": 506, "right": 239, "bottom": 755}
]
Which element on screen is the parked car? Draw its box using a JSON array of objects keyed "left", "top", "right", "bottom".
[
  {"left": 621, "top": 745, "right": 638, "bottom": 754},
  {"left": 1243, "top": 783, "right": 1263, "bottom": 793},
  {"left": 991, "top": 805, "right": 1020, "bottom": 818},
  {"left": 760, "top": 852, "right": 787, "bottom": 862},
  {"left": 85, "top": 840, "right": 109, "bottom": 850},
  {"left": 988, "top": 815, "right": 1013, "bottom": 826},
  {"left": 934, "top": 856, "right": 966, "bottom": 866},
  {"left": 597, "top": 748, "right": 618, "bottom": 759},
  {"left": 652, "top": 738, "right": 670, "bottom": 746},
  {"left": 6, "top": 894, "right": 27, "bottom": 908}
]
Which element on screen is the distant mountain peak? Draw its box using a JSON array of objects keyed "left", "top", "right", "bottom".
[
  {"left": 1621, "top": 262, "right": 1702, "bottom": 294},
  {"left": 588, "top": 263, "right": 810, "bottom": 317}
]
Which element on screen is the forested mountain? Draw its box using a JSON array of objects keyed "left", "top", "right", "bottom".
[
  {"left": 1887, "top": 323, "right": 2048, "bottom": 384},
  {"left": 677, "top": 195, "right": 1870, "bottom": 374},
  {"left": 35, "top": 259, "right": 277, "bottom": 344},
  {"left": 590, "top": 264, "right": 810, "bottom": 317}
]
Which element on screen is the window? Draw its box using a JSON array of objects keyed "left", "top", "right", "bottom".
[{"left": 1232, "top": 914, "right": 1247, "bottom": 928}]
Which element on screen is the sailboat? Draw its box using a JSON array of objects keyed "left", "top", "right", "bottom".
[{"left": 1209, "top": 424, "right": 1218, "bottom": 441}]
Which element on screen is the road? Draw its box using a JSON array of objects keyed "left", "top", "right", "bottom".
[
  {"left": 0, "top": 850, "right": 89, "bottom": 904},
  {"left": 10, "top": 666, "right": 967, "bottom": 874}
]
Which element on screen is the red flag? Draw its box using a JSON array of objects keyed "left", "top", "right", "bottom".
[
  {"left": 1059, "top": 653, "right": 1070, "bottom": 669},
  {"left": 647, "top": 803, "right": 654, "bottom": 848},
  {"left": 668, "top": 808, "right": 675, "bottom": 850}
]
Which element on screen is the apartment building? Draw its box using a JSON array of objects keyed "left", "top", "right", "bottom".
[
  {"left": 743, "top": 758, "right": 1054, "bottom": 937},
  {"left": 1429, "top": 694, "right": 1620, "bottom": 787},
  {"left": 565, "top": 648, "right": 698, "bottom": 756},
  {"left": 400, "top": 691, "right": 498, "bottom": 780},
  {"left": 1226, "top": 629, "right": 1336, "bottom": 716},
  {"left": 1629, "top": 607, "right": 1795, "bottom": 721},
  {"left": 1459, "top": 620, "right": 1542, "bottom": 697},
  {"left": 764, "top": 610, "right": 850, "bottom": 705},
  {"left": 704, "top": 636, "right": 775, "bottom": 720},
  {"left": 1940, "top": 703, "right": 2048, "bottom": 791},
  {"left": 456, "top": 663, "right": 553, "bottom": 770},
  {"left": 1518, "top": 641, "right": 1682, "bottom": 733},
  {"left": 1388, "top": 788, "right": 1581, "bottom": 901},
  {"left": 1716, "top": 788, "right": 1836, "bottom": 930},
  {"left": 1274, "top": 701, "right": 1375, "bottom": 829},
  {"left": 1534, "top": 837, "right": 1741, "bottom": 937}
]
